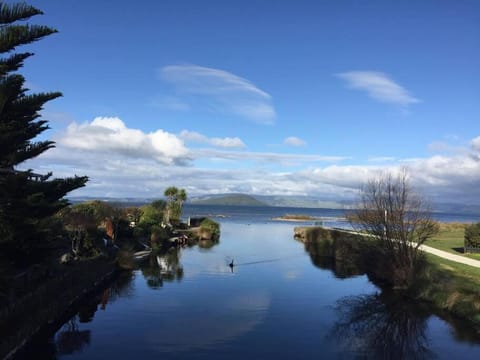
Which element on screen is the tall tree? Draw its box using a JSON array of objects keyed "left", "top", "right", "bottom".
[
  {"left": 163, "top": 186, "right": 187, "bottom": 224},
  {"left": 351, "top": 170, "right": 438, "bottom": 288},
  {"left": 0, "top": 2, "right": 88, "bottom": 263}
]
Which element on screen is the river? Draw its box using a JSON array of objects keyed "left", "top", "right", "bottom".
[{"left": 18, "top": 205, "right": 480, "bottom": 359}]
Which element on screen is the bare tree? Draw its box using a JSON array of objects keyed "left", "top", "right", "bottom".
[{"left": 352, "top": 169, "right": 438, "bottom": 288}]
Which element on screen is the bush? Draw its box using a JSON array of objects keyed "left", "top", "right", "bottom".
[
  {"left": 465, "top": 223, "right": 480, "bottom": 251},
  {"left": 199, "top": 218, "right": 220, "bottom": 239}
]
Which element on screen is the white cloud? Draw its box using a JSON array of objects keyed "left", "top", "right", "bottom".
[
  {"left": 22, "top": 123, "right": 480, "bottom": 206},
  {"left": 471, "top": 136, "right": 480, "bottom": 151},
  {"left": 337, "top": 71, "right": 420, "bottom": 107},
  {"left": 180, "top": 130, "right": 246, "bottom": 149},
  {"left": 159, "top": 64, "right": 276, "bottom": 124},
  {"left": 284, "top": 136, "right": 306, "bottom": 147},
  {"left": 59, "top": 117, "right": 191, "bottom": 165}
]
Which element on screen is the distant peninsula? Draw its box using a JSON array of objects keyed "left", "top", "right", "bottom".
[{"left": 189, "top": 194, "right": 268, "bottom": 207}]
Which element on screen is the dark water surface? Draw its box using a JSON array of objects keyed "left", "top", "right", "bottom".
[{"left": 21, "top": 206, "right": 480, "bottom": 359}]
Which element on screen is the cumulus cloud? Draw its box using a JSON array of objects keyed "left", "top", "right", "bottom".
[
  {"left": 22, "top": 124, "right": 480, "bottom": 206},
  {"left": 284, "top": 136, "right": 306, "bottom": 147},
  {"left": 336, "top": 71, "right": 420, "bottom": 107},
  {"left": 159, "top": 64, "right": 276, "bottom": 124},
  {"left": 179, "top": 130, "right": 246, "bottom": 149},
  {"left": 59, "top": 117, "right": 191, "bottom": 165}
]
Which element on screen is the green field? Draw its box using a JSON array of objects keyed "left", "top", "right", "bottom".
[{"left": 425, "top": 223, "right": 480, "bottom": 260}]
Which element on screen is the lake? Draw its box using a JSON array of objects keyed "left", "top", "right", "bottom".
[{"left": 19, "top": 205, "right": 480, "bottom": 359}]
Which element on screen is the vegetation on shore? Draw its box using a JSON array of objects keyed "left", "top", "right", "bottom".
[
  {"left": 350, "top": 170, "right": 438, "bottom": 289},
  {"left": 295, "top": 225, "right": 480, "bottom": 329}
]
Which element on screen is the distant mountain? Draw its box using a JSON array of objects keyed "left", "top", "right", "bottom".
[
  {"left": 189, "top": 194, "right": 268, "bottom": 207},
  {"left": 68, "top": 194, "right": 480, "bottom": 216}
]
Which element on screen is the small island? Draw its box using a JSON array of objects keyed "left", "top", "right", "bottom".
[{"left": 272, "top": 214, "right": 319, "bottom": 222}]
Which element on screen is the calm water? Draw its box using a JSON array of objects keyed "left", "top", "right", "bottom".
[{"left": 21, "top": 206, "right": 480, "bottom": 359}]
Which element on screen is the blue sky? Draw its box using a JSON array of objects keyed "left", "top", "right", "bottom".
[{"left": 17, "top": 0, "right": 480, "bottom": 204}]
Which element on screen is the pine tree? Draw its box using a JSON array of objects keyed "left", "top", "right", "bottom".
[{"left": 0, "top": 2, "right": 88, "bottom": 264}]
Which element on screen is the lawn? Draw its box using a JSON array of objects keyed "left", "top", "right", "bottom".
[{"left": 424, "top": 222, "right": 480, "bottom": 260}]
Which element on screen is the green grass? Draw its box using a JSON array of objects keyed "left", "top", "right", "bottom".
[
  {"left": 424, "top": 223, "right": 480, "bottom": 260},
  {"left": 417, "top": 253, "right": 480, "bottom": 326},
  {"left": 425, "top": 253, "right": 480, "bottom": 284}
]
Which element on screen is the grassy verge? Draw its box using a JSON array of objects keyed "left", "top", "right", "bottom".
[
  {"left": 424, "top": 222, "right": 480, "bottom": 260},
  {"left": 414, "top": 253, "right": 480, "bottom": 327}
]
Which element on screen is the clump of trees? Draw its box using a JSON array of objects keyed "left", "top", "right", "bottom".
[
  {"left": 351, "top": 170, "right": 438, "bottom": 289},
  {"left": 57, "top": 200, "right": 127, "bottom": 257},
  {"left": 0, "top": 2, "right": 88, "bottom": 265}
]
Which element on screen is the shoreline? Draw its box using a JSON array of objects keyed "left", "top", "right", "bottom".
[{"left": 294, "top": 225, "right": 480, "bottom": 332}]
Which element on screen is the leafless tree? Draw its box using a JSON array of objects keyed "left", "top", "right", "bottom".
[{"left": 352, "top": 169, "right": 438, "bottom": 288}]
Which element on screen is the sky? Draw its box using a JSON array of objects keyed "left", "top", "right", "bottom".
[{"left": 15, "top": 0, "right": 480, "bottom": 205}]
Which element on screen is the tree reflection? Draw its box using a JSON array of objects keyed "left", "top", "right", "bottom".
[
  {"left": 301, "top": 237, "right": 365, "bottom": 279},
  {"left": 331, "top": 291, "right": 434, "bottom": 359},
  {"left": 140, "top": 247, "right": 184, "bottom": 289},
  {"left": 56, "top": 318, "right": 90, "bottom": 355}
]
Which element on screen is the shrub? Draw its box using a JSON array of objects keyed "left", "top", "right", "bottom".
[
  {"left": 465, "top": 223, "right": 480, "bottom": 251},
  {"left": 199, "top": 218, "right": 220, "bottom": 239}
]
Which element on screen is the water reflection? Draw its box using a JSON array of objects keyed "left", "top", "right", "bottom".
[
  {"left": 299, "top": 228, "right": 480, "bottom": 358},
  {"left": 140, "top": 248, "right": 184, "bottom": 289},
  {"left": 144, "top": 290, "right": 271, "bottom": 353},
  {"left": 56, "top": 318, "right": 91, "bottom": 355},
  {"left": 331, "top": 292, "right": 434, "bottom": 359},
  {"left": 297, "top": 235, "right": 365, "bottom": 279}
]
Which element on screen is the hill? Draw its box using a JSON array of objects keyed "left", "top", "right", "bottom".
[{"left": 189, "top": 194, "right": 268, "bottom": 207}]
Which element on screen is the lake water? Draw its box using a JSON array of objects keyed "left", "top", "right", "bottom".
[{"left": 20, "top": 205, "right": 480, "bottom": 359}]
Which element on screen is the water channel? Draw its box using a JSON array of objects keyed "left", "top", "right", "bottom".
[{"left": 19, "top": 207, "right": 480, "bottom": 359}]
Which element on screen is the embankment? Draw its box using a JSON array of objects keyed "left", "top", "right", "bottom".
[
  {"left": 0, "top": 258, "right": 118, "bottom": 359},
  {"left": 294, "top": 226, "right": 480, "bottom": 333}
]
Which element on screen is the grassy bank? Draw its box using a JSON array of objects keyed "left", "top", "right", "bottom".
[
  {"left": 295, "top": 225, "right": 480, "bottom": 330},
  {"left": 416, "top": 254, "right": 480, "bottom": 327}
]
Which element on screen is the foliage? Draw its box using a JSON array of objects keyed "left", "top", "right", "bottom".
[
  {"left": 465, "top": 222, "right": 480, "bottom": 250},
  {"left": 56, "top": 203, "right": 103, "bottom": 256},
  {"left": 163, "top": 186, "right": 187, "bottom": 223},
  {"left": 139, "top": 203, "right": 164, "bottom": 228},
  {"left": 0, "top": 2, "right": 87, "bottom": 263},
  {"left": 351, "top": 170, "right": 438, "bottom": 289},
  {"left": 199, "top": 218, "right": 220, "bottom": 237},
  {"left": 124, "top": 206, "right": 143, "bottom": 224},
  {"left": 60, "top": 201, "right": 116, "bottom": 226}
]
